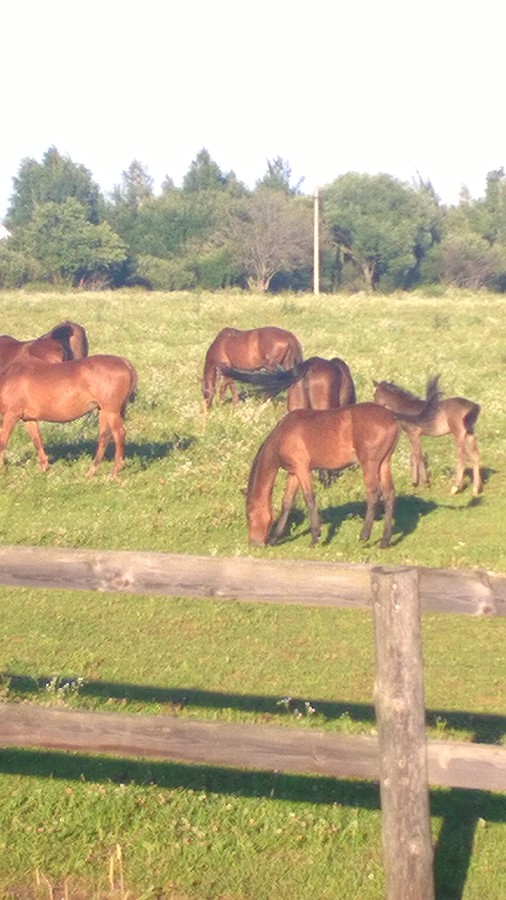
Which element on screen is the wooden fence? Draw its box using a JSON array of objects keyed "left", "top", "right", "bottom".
[{"left": 0, "top": 545, "right": 505, "bottom": 899}]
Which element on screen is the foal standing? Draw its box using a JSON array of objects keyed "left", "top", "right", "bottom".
[{"left": 373, "top": 376, "right": 482, "bottom": 496}]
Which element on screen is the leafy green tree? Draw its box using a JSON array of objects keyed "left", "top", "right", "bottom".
[
  {"left": 423, "top": 180, "right": 506, "bottom": 289},
  {"left": 256, "top": 157, "right": 304, "bottom": 195},
  {"left": 183, "top": 148, "right": 228, "bottom": 192},
  {"left": 105, "top": 161, "right": 155, "bottom": 271},
  {"left": 234, "top": 188, "right": 313, "bottom": 291},
  {"left": 132, "top": 188, "right": 243, "bottom": 289},
  {"left": 134, "top": 254, "right": 196, "bottom": 291},
  {"left": 5, "top": 146, "right": 103, "bottom": 229},
  {"left": 0, "top": 240, "right": 42, "bottom": 288},
  {"left": 433, "top": 232, "right": 502, "bottom": 289},
  {"left": 12, "top": 199, "right": 126, "bottom": 286},
  {"left": 323, "top": 173, "right": 440, "bottom": 291},
  {"left": 112, "top": 160, "right": 154, "bottom": 211}
]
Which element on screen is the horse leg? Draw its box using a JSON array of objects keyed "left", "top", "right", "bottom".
[
  {"left": 0, "top": 413, "right": 20, "bottom": 466},
  {"left": 408, "top": 430, "right": 428, "bottom": 486},
  {"left": 359, "top": 461, "right": 381, "bottom": 544},
  {"left": 23, "top": 421, "right": 49, "bottom": 471},
  {"left": 296, "top": 469, "right": 321, "bottom": 545},
  {"left": 219, "top": 376, "right": 240, "bottom": 405},
  {"left": 87, "top": 410, "right": 113, "bottom": 477},
  {"left": 269, "top": 473, "right": 299, "bottom": 544},
  {"left": 110, "top": 413, "right": 126, "bottom": 478},
  {"left": 466, "top": 433, "right": 483, "bottom": 496},
  {"left": 378, "top": 459, "right": 396, "bottom": 548},
  {"left": 450, "top": 435, "right": 467, "bottom": 494}
]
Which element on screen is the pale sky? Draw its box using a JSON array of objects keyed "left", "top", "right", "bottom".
[{"left": 2, "top": 0, "right": 506, "bottom": 221}]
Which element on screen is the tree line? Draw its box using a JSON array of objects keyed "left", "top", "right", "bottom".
[{"left": 1, "top": 146, "right": 506, "bottom": 293}]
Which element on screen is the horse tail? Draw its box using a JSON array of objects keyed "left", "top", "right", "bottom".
[
  {"left": 121, "top": 360, "right": 138, "bottom": 416},
  {"left": 394, "top": 374, "right": 442, "bottom": 427},
  {"left": 221, "top": 360, "right": 310, "bottom": 398},
  {"left": 463, "top": 401, "right": 481, "bottom": 434},
  {"left": 331, "top": 358, "right": 357, "bottom": 405}
]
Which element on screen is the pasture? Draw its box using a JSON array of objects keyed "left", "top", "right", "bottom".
[{"left": 0, "top": 287, "right": 505, "bottom": 898}]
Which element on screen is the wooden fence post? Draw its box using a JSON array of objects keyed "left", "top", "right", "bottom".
[{"left": 371, "top": 566, "right": 435, "bottom": 900}]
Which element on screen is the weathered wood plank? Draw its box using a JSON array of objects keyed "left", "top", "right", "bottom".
[
  {"left": 0, "top": 545, "right": 504, "bottom": 615},
  {"left": 1, "top": 704, "right": 505, "bottom": 792}
]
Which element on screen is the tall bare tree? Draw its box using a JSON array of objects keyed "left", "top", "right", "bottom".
[{"left": 235, "top": 188, "right": 312, "bottom": 291}]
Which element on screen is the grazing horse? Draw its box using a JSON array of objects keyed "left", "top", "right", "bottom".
[
  {"left": 246, "top": 381, "right": 441, "bottom": 548},
  {"left": 0, "top": 355, "right": 137, "bottom": 477},
  {"left": 221, "top": 356, "right": 356, "bottom": 411},
  {"left": 373, "top": 376, "right": 482, "bottom": 496},
  {"left": 0, "top": 321, "right": 89, "bottom": 373},
  {"left": 202, "top": 326, "right": 303, "bottom": 408}
]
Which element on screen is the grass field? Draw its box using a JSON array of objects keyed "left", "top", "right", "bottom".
[{"left": 0, "top": 287, "right": 504, "bottom": 898}]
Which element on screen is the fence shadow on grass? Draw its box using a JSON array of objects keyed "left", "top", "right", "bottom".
[
  {"left": 2, "top": 675, "right": 506, "bottom": 900},
  {"left": 4, "top": 673, "right": 505, "bottom": 742},
  {"left": 0, "top": 750, "right": 504, "bottom": 900}
]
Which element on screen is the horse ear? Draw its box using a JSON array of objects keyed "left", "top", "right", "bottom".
[
  {"left": 372, "top": 379, "right": 379, "bottom": 386},
  {"left": 240, "top": 487, "right": 247, "bottom": 497}
]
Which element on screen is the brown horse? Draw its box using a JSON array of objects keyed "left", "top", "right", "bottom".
[
  {"left": 373, "top": 376, "right": 482, "bottom": 496},
  {"left": 221, "top": 356, "right": 356, "bottom": 411},
  {"left": 0, "top": 355, "right": 137, "bottom": 477},
  {"left": 202, "top": 326, "right": 303, "bottom": 408},
  {"left": 246, "top": 381, "right": 441, "bottom": 548},
  {"left": 0, "top": 321, "right": 89, "bottom": 373}
]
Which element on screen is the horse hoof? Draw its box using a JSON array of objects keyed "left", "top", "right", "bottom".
[{"left": 450, "top": 485, "right": 460, "bottom": 495}]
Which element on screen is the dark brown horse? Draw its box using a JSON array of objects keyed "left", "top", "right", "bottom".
[
  {"left": 221, "top": 356, "right": 356, "bottom": 411},
  {"left": 202, "top": 326, "right": 303, "bottom": 408},
  {"left": 0, "top": 321, "right": 89, "bottom": 373},
  {"left": 246, "top": 381, "right": 441, "bottom": 548},
  {"left": 0, "top": 355, "right": 137, "bottom": 477},
  {"left": 373, "top": 376, "right": 482, "bottom": 496}
]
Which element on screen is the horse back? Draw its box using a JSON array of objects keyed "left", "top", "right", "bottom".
[
  {"left": 268, "top": 407, "right": 350, "bottom": 468},
  {"left": 426, "top": 396, "right": 481, "bottom": 438},
  {"left": 0, "top": 355, "right": 137, "bottom": 414},
  {"left": 257, "top": 327, "right": 302, "bottom": 368},
  {"left": 0, "top": 335, "right": 24, "bottom": 372},
  {"left": 287, "top": 356, "right": 356, "bottom": 411}
]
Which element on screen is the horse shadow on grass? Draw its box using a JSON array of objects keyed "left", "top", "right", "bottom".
[
  {"left": 19, "top": 433, "right": 197, "bottom": 471},
  {"left": 2, "top": 673, "right": 505, "bottom": 898},
  {"left": 273, "top": 491, "right": 485, "bottom": 549},
  {"left": 274, "top": 495, "right": 439, "bottom": 548}
]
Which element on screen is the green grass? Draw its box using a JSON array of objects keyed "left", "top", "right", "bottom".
[{"left": 0, "top": 287, "right": 504, "bottom": 898}]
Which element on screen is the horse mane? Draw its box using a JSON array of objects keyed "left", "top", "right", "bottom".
[
  {"left": 374, "top": 379, "right": 422, "bottom": 402},
  {"left": 375, "top": 375, "right": 443, "bottom": 401}
]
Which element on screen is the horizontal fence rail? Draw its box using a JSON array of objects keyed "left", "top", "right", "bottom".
[
  {"left": 1, "top": 703, "right": 505, "bottom": 793},
  {"left": 0, "top": 544, "right": 504, "bottom": 615}
]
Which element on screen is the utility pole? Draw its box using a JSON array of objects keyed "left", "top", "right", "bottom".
[{"left": 313, "top": 187, "right": 320, "bottom": 295}]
